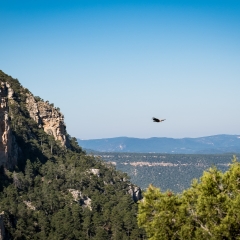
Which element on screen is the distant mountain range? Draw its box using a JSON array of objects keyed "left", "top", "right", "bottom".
[{"left": 77, "top": 134, "right": 240, "bottom": 154}]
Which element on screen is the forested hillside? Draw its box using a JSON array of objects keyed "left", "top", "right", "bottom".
[{"left": 0, "top": 71, "right": 145, "bottom": 239}]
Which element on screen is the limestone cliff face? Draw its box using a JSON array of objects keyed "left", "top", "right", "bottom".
[
  {"left": 0, "top": 73, "right": 69, "bottom": 169},
  {"left": 0, "top": 82, "right": 18, "bottom": 168},
  {"left": 26, "top": 94, "right": 69, "bottom": 147}
]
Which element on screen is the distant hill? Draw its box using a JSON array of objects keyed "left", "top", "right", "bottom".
[{"left": 78, "top": 135, "right": 240, "bottom": 154}]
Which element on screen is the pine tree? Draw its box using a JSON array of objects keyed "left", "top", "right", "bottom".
[{"left": 138, "top": 156, "right": 240, "bottom": 239}]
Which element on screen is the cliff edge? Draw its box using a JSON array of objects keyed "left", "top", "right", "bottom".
[{"left": 0, "top": 70, "right": 70, "bottom": 168}]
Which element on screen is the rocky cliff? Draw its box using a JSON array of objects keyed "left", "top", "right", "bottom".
[
  {"left": 0, "top": 70, "right": 70, "bottom": 168},
  {"left": 0, "top": 82, "right": 18, "bottom": 169},
  {"left": 26, "top": 94, "right": 69, "bottom": 147}
]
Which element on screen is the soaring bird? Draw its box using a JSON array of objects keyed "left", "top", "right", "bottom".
[{"left": 152, "top": 117, "right": 166, "bottom": 122}]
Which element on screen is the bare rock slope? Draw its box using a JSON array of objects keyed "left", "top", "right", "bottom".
[
  {"left": 26, "top": 93, "right": 68, "bottom": 147},
  {"left": 0, "top": 82, "right": 18, "bottom": 168}
]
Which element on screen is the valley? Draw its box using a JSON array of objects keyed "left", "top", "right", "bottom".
[{"left": 91, "top": 152, "right": 240, "bottom": 192}]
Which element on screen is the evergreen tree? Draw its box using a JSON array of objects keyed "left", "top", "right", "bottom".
[
  {"left": 138, "top": 156, "right": 240, "bottom": 240},
  {"left": 0, "top": 71, "right": 145, "bottom": 239}
]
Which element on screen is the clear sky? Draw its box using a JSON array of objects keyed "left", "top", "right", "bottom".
[{"left": 1, "top": 0, "right": 240, "bottom": 139}]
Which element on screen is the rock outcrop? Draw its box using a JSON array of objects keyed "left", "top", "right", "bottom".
[
  {"left": 26, "top": 94, "right": 69, "bottom": 147},
  {"left": 89, "top": 168, "right": 100, "bottom": 177},
  {"left": 23, "top": 201, "right": 36, "bottom": 211},
  {"left": 0, "top": 72, "right": 70, "bottom": 168},
  {"left": 68, "top": 189, "right": 92, "bottom": 210},
  {"left": 128, "top": 185, "right": 142, "bottom": 202},
  {"left": 0, "top": 82, "right": 18, "bottom": 169}
]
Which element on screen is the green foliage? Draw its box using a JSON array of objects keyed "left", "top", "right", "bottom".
[
  {"left": 0, "top": 153, "right": 145, "bottom": 239},
  {"left": 0, "top": 71, "right": 145, "bottom": 239},
  {"left": 34, "top": 96, "right": 42, "bottom": 102},
  {"left": 138, "top": 156, "right": 240, "bottom": 239}
]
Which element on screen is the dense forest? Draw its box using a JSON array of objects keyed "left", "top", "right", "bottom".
[
  {"left": 92, "top": 152, "right": 240, "bottom": 192},
  {"left": 138, "top": 156, "right": 240, "bottom": 240},
  {"left": 0, "top": 71, "right": 146, "bottom": 239}
]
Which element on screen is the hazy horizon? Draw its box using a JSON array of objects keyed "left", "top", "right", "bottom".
[{"left": 79, "top": 133, "right": 240, "bottom": 141}]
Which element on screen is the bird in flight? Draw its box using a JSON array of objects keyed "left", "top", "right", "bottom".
[{"left": 152, "top": 117, "right": 166, "bottom": 122}]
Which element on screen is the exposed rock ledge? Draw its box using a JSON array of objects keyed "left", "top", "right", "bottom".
[
  {"left": 68, "top": 189, "right": 92, "bottom": 210},
  {"left": 0, "top": 80, "right": 70, "bottom": 168},
  {"left": 0, "top": 82, "right": 18, "bottom": 169},
  {"left": 26, "top": 94, "right": 69, "bottom": 147}
]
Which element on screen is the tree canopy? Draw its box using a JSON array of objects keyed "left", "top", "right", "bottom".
[{"left": 138, "top": 156, "right": 240, "bottom": 240}]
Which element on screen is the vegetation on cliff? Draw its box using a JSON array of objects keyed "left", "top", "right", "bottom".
[{"left": 0, "top": 71, "right": 145, "bottom": 239}]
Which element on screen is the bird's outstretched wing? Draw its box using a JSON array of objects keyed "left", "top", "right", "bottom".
[{"left": 152, "top": 117, "right": 165, "bottom": 122}]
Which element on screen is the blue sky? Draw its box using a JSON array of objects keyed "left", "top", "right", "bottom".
[{"left": 1, "top": 0, "right": 240, "bottom": 139}]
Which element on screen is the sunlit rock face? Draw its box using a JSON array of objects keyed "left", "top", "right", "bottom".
[
  {"left": 26, "top": 94, "right": 69, "bottom": 147},
  {"left": 0, "top": 82, "right": 18, "bottom": 168},
  {"left": 0, "top": 73, "right": 69, "bottom": 169},
  {"left": 68, "top": 189, "right": 92, "bottom": 210}
]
